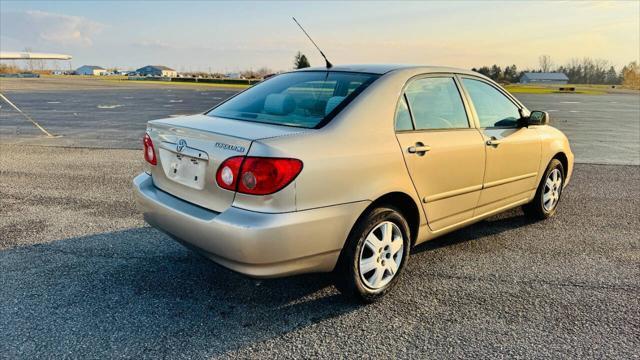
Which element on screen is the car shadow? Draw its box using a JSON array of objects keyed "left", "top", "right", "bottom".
[
  {"left": 412, "top": 208, "right": 538, "bottom": 255},
  {"left": 1, "top": 209, "right": 535, "bottom": 358},
  {"left": 0, "top": 227, "right": 360, "bottom": 358}
]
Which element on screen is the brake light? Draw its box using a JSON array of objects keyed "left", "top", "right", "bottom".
[
  {"left": 238, "top": 157, "right": 303, "bottom": 195},
  {"left": 216, "top": 156, "right": 303, "bottom": 195},
  {"left": 143, "top": 133, "right": 157, "bottom": 165}
]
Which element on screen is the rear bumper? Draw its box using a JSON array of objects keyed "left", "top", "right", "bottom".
[{"left": 133, "top": 173, "right": 368, "bottom": 278}]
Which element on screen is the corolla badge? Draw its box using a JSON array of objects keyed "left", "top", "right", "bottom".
[
  {"left": 176, "top": 139, "right": 187, "bottom": 152},
  {"left": 215, "top": 142, "right": 245, "bottom": 153}
]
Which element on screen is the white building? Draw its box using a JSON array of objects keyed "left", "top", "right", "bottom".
[{"left": 225, "top": 72, "right": 243, "bottom": 79}]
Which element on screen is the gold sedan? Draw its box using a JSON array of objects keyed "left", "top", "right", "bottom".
[{"left": 134, "top": 64, "right": 574, "bottom": 302}]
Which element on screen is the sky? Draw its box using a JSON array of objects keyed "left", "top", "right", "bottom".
[{"left": 1, "top": 0, "right": 638, "bottom": 72}]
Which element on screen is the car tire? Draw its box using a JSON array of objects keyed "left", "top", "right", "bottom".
[
  {"left": 523, "top": 159, "right": 565, "bottom": 220},
  {"left": 334, "top": 206, "right": 411, "bottom": 303}
]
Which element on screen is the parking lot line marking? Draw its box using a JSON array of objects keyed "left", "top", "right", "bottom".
[
  {"left": 0, "top": 93, "right": 56, "bottom": 138},
  {"left": 97, "top": 104, "right": 123, "bottom": 109}
]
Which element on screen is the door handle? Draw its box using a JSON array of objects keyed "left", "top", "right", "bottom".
[
  {"left": 486, "top": 137, "right": 503, "bottom": 146},
  {"left": 408, "top": 143, "right": 431, "bottom": 155}
]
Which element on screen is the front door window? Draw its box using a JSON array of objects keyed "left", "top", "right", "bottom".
[{"left": 462, "top": 78, "right": 521, "bottom": 128}]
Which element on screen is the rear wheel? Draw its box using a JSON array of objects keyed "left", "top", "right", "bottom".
[
  {"left": 334, "top": 206, "right": 410, "bottom": 303},
  {"left": 523, "top": 159, "right": 564, "bottom": 220}
]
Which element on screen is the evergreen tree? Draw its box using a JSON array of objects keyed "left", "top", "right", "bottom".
[
  {"left": 605, "top": 66, "right": 619, "bottom": 85},
  {"left": 503, "top": 64, "right": 518, "bottom": 82},
  {"left": 489, "top": 65, "right": 502, "bottom": 81},
  {"left": 293, "top": 52, "right": 310, "bottom": 69},
  {"left": 475, "top": 66, "right": 491, "bottom": 77}
]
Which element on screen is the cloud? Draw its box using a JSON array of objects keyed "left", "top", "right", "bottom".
[
  {"left": 131, "top": 40, "right": 173, "bottom": 49},
  {"left": 0, "top": 10, "right": 104, "bottom": 46}
]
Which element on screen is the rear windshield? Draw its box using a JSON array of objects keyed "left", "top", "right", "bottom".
[{"left": 206, "top": 71, "right": 379, "bottom": 128}]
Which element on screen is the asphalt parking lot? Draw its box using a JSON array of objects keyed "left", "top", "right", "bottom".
[
  {"left": 1, "top": 145, "right": 638, "bottom": 358},
  {"left": 518, "top": 92, "right": 640, "bottom": 165},
  {"left": 1, "top": 79, "right": 639, "bottom": 358},
  {"left": 1, "top": 79, "right": 639, "bottom": 165},
  {"left": 0, "top": 82, "right": 237, "bottom": 148}
]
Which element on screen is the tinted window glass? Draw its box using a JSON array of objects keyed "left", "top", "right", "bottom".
[
  {"left": 404, "top": 77, "right": 469, "bottom": 130},
  {"left": 347, "top": 81, "right": 363, "bottom": 94},
  {"left": 395, "top": 96, "right": 413, "bottom": 131},
  {"left": 207, "top": 71, "right": 378, "bottom": 128},
  {"left": 462, "top": 78, "right": 521, "bottom": 127}
]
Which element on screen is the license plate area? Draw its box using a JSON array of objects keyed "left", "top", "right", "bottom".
[{"left": 159, "top": 148, "right": 207, "bottom": 190}]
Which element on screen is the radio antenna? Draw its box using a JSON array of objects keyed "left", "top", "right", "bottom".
[{"left": 292, "top": 17, "right": 332, "bottom": 69}]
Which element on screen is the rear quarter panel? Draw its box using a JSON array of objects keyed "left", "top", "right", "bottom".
[{"left": 253, "top": 71, "right": 426, "bottom": 224}]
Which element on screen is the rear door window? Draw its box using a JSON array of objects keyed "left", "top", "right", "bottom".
[
  {"left": 404, "top": 77, "right": 469, "bottom": 130},
  {"left": 395, "top": 95, "right": 414, "bottom": 131}
]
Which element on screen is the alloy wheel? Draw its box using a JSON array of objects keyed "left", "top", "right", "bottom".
[
  {"left": 358, "top": 221, "right": 404, "bottom": 290},
  {"left": 543, "top": 168, "right": 563, "bottom": 211}
]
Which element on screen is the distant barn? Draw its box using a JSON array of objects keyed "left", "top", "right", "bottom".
[
  {"left": 520, "top": 72, "right": 569, "bottom": 84},
  {"left": 135, "top": 65, "right": 177, "bottom": 77},
  {"left": 75, "top": 65, "right": 106, "bottom": 76}
]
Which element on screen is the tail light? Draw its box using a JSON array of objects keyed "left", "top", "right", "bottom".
[
  {"left": 143, "top": 133, "right": 157, "bottom": 165},
  {"left": 216, "top": 156, "right": 303, "bottom": 195}
]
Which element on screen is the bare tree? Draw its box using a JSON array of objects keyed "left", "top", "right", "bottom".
[
  {"left": 622, "top": 61, "right": 640, "bottom": 89},
  {"left": 254, "top": 67, "right": 273, "bottom": 79},
  {"left": 0, "top": 63, "right": 21, "bottom": 74},
  {"left": 24, "top": 47, "right": 35, "bottom": 72},
  {"left": 539, "top": 55, "right": 554, "bottom": 72}
]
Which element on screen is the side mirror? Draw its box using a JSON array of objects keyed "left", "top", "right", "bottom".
[{"left": 527, "top": 110, "right": 549, "bottom": 126}]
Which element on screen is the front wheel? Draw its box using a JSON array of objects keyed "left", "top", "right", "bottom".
[
  {"left": 334, "top": 206, "right": 410, "bottom": 303},
  {"left": 523, "top": 159, "right": 565, "bottom": 220}
]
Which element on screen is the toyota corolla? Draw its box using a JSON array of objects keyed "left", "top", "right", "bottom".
[{"left": 133, "top": 64, "right": 573, "bottom": 302}]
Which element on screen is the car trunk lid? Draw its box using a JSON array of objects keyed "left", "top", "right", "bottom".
[{"left": 147, "top": 114, "right": 305, "bottom": 212}]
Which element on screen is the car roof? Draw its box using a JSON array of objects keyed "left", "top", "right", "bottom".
[{"left": 296, "top": 64, "right": 479, "bottom": 76}]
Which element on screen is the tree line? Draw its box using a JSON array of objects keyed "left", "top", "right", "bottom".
[
  {"left": 174, "top": 51, "right": 312, "bottom": 80},
  {"left": 3, "top": 51, "right": 638, "bottom": 88},
  {"left": 472, "top": 55, "right": 639, "bottom": 87}
]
